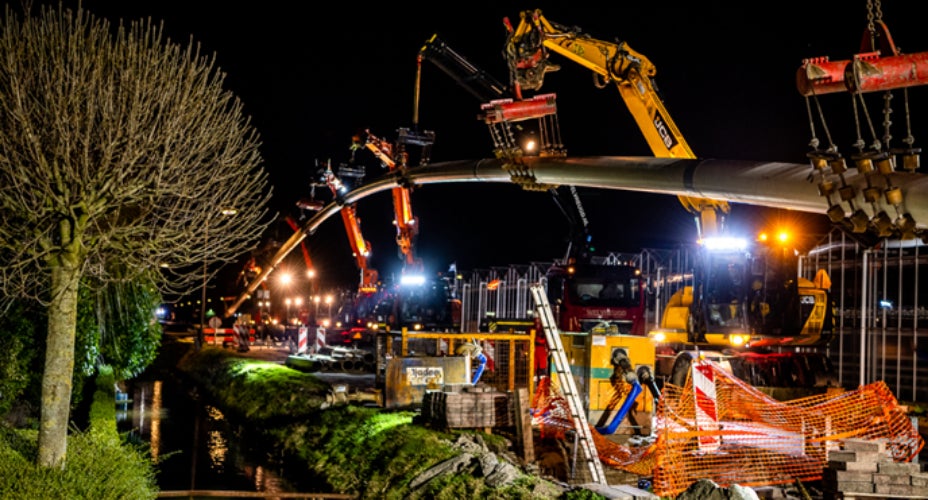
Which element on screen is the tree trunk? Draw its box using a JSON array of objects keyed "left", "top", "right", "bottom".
[{"left": 37, "top": 261, "right": 81, "bottom": 468}]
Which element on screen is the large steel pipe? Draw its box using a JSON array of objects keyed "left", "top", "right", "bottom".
[
  {"left": 797, "top": 51, "right": 928, "bottom": 97},
  {"left": 226, "top": 156, "right": 928, "bottom": 317}
]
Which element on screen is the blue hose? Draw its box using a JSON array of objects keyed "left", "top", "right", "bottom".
[
  {"left": 472, "top": 352, "right": 487, "bottom": 385},
  {"left": 596, "top": 380, "right": 642, "bottom": 435}
]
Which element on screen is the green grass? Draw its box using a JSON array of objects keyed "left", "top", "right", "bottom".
[
  {"left": 177, "top": 345, "right": 332, "bottom": 421},
  {"left": 177, "top": 344, "right": 580, "bottom": 499}
]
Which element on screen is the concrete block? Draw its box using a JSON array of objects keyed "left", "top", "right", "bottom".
[
  {"left": 872, "top": 472, "right": 913, "bottom": 485},
  {"left": 874, "top": 483, "right": 917, "bottom": 496},
  {"left": 828, "top": 450, "right": 881, "bottom": 463},
  {"left": 843, "top": 438, "right": 888, "bottom": 454},
  {"left": 823, "top": 468, "right": 873, "bottom": 483},
  {"left": 831, "top": 480, "right": 874, "bottom": 493},
  {"left": 910, "top": 472, "right": 928, "bottom": 487},
  {"left": 828, "top": 460, "right": 879, "bottom": 472},
  {"left": 878, "top": 461, "right": 922, "bottom": 475}
]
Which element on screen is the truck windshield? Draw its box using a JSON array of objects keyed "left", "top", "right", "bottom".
[{"left": 565, "top": 266, "right": 640, "bottom": 308}]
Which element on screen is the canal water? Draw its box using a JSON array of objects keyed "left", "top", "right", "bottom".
[{"left": 117, "top": 374, "right": 298, "bottom": 496}]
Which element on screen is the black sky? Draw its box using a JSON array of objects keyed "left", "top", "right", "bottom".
[{"left": 23, "top": 1, "right": 928, "bottom": 290}]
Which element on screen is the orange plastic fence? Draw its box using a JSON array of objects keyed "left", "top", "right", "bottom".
[{"left": 531, "top": 359, "right": 924, "bottom": 498}]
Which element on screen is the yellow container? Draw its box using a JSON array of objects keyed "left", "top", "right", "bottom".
[{"left": 558, "top": 332, "right": 656, "bottom": 434}]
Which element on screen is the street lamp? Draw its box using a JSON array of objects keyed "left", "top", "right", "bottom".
[
  {"left": 325, "top": 294, "right": 333, "bottom": 319},
  {"left": 312, "top": 295, "right": 320, "bottom": 325},
  {"left": 197, "top": 207, "right": 238, "bottom": 351},
  {"left": 285, "top": 297, "right": 292, "bottom": 324},
  {"left": 307, "top": 269, "right": 316, "bottom": 295},
  {"left": 294, "top": 297, "right": 303, "bottom": 325}
]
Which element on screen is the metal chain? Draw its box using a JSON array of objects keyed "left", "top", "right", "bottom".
[
  {"left": 805, "top": 97, "right": 820, "bottom": 150},
  {"left": 902, "top": 88, "right": 915, "bottom": 148},
  {"left": 851, "top": 94, "right": 867, "bottom": 153},
  {"left": 881, "top": 91, "right": 893, "bottom": 150},
  {"left": 865, "top": 0, "right": 883, "bottom": 50},
  {"left": 850, "top": 64, "right": 881, "bottom": 152}
]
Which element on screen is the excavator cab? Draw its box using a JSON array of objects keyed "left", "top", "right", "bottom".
[
  {"left": 687, "top": 238, "right": 751, "bottom": 344},
  {"left": 653, "top": 233, "right": 837, "bottom": 389},
  {"left": 688, "top": 234, "right": 834, "bottom": 347}
]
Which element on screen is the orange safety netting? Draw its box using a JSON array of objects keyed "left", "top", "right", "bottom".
[{"left": 531, "top": 359, "right": 924, "bottom": 498}]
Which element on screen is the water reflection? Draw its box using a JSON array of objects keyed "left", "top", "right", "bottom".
[{"left": 117, "top": 377, "right": 294, "bottom": 495}]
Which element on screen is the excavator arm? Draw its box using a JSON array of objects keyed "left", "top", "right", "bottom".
[{"left": 503, "top": 9, "right": 729, "bottom": 238}]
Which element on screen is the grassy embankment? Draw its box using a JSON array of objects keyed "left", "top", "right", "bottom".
[{"left": 173, "top": 341, "right": 600, "bottom": 500}]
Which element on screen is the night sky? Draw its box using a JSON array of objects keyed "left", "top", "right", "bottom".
[{"left": 20, "top": 1, "right": 928, "bottom": 291}]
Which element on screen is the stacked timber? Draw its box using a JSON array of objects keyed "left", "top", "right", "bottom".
[
  {"left": 421, "top": 385, "right": 513, "bottom": 429},
  {"left": 823, "top": 438, "right": 928, "bottom": 499}
]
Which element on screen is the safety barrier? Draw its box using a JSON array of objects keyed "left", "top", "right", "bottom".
[
  {"left": 386, "top": 330, "right": 537, "bottom": 400},
  {"left": 532, "top": 358, "right": 924, "bottom": 498},
  {"left": 202, "top": 327, "right": 255, "bottom": 345}
]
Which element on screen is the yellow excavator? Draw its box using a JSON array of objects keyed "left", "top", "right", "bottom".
[
  {"left": 501, "top": 9, "right": 836, "bottom": 392},
  {"left": 503, "top": 8, "right": 727, "bottom": 239}
]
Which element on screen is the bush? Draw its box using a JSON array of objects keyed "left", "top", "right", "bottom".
[
  {"left": 0, "top": 427, "right": 157, "bottom": 499},
  {"left": 0, "top": 301, "right": 38, "bottom": 419},
  {"left": 0, "top": 368, "right": 158, "bottom": 499},
  {"left": 88, "top": 365, "right": 119, "bottom": 445}
]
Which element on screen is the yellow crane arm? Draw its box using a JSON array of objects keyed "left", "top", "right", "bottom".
[{"left": 505, "top": 9, "right": 728, "bottom": 237}]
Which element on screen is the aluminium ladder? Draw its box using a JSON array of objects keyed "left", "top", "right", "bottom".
[{"left": 530, "top": 284, "right": 607, "bottom": 485}]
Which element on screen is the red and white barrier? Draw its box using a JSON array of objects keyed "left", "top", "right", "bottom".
[
  {"left": 692, "top": 359, "right": 720, "bottom": 452},
  {"left": 315, "top": 326, "right": 326, "bottom": 353},
  {"left": 233, "top": 324, "right": 250, "bottom": 352},
  {"left": 298, "top": 326, "right": 308, "bottom": 354},
  {"left": 203, "top": 327, "right": 255, "bottom": 346}
]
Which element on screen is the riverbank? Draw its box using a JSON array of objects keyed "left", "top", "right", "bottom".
[{"left": 163, "top": 338, "right": 599, "bottom": 499}]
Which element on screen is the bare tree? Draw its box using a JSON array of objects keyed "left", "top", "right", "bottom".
[{"left": 0, "top": 4, "right": 273, "bottom": 467}]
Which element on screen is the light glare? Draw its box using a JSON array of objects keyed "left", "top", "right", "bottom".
[
  {"left": 702, "top": 236, "right": 748, "bottom": 251},
  {"left": 400, "top": 274, "right": 426, "bottom": 286}
]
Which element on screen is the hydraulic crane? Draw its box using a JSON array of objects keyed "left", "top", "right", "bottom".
[
  {"left": 314, "top": 160, "right": 379, "bottom": 294},
  {"left": 418, "top": 33, "right": 509, "bottom": 103},
  {"left": 359, "top": 129, "right": 431, "bottom": 278}
]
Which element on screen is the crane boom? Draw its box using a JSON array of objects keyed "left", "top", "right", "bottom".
[
  {"left": 362, "top": 130, "right": 427, "bottom": 275},
  {"left": 284, "top": 215, "right": 314, "bottom": 274},
  {"left": 323, "top": 164, "right": 379, "bottom": 294},
  {"left": 502, "top": 8, "right": 729, "bottom": 238},
  {"left": 418, "top": 33, "right": 508, "bottom": 103}
]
